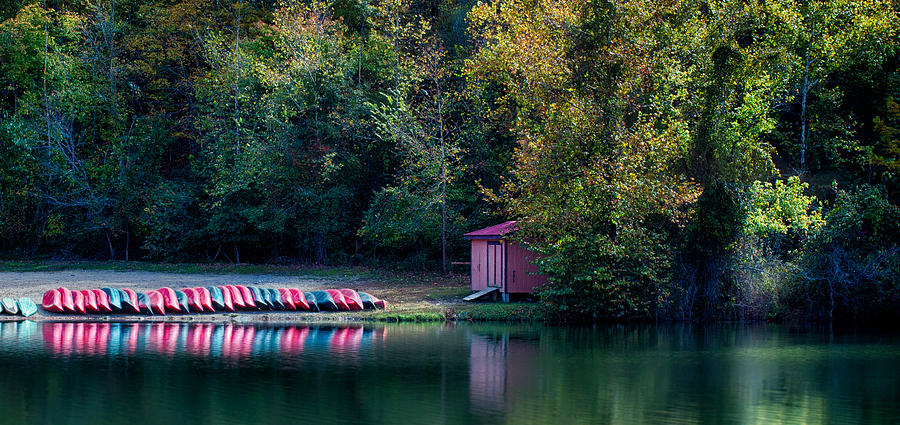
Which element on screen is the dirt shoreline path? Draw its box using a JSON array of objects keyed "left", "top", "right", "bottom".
[{"left": 0, "top": 270, "right": 375, "bottom": 322}]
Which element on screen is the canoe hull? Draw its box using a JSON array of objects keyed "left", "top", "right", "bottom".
[
  {"left": 196, "top": 287, "right": 215, "bottom": 312},
  {"left": 18, "top": 298, "right": 37, "bottom": 317},
  {"left": 309, "top": 291, "right": 339, "bottom": 311},
  {"left": 337, "top": 289, "right": 364, "bottom": 311},
  {"left": 326, "top": 289, "right": 351, "bottom": 311},
  {"left": 1, "top": 298, "right": 19, "bottom": 315},
  {"left": 93, "top": 289, "right": 113, "bottom": 313},
  {"left": 42, "top": 290, "right": 65, "bottom": 313}
]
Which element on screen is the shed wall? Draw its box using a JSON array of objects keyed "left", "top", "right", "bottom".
[
  {"left": 505, "top": 242, "right": 548, "bottom": 293},
  {"left": 470, "top": 239, "right": 489, "bottom": 291}
]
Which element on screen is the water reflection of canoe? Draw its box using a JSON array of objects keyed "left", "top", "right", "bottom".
[
  {"left": 38, "top": 322, "right": 387, "bottom": 358},
  {"left": 1, "top": 297, "right": 18, "bottom": 315},
  {"left": 42, "top": 289, "right": 65, "bottom": 313}
]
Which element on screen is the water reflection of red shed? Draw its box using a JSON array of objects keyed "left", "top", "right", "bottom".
[{"left": 464, "top": 221, "right": 547, "bottom": 302}]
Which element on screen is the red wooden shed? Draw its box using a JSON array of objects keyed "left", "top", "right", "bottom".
[{"left": 463, "top": 221, "right": 547, "bottom": 302}]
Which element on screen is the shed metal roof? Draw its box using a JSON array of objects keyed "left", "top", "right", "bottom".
[{"left": 463, "top": 221, "right": 518, "bottom": 239}]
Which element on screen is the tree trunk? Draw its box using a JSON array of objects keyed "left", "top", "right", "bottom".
[
  {"left": 105, "top": 229, "right": 115, "bottom": 261},
  {"left": 439, "top": 98, "right": 447, "bottom": 275},
  {"left": 233, "top": 0, "right": 242, "bottom": 153},
  {"left": 800, "top": 46, "right": 810, "bottom": 173},
  {"left": 44, "top": 0, "right": 50, "bottom": 150},
  {"left": 314, "top": 232, "right": 326, "bottom": 265}
]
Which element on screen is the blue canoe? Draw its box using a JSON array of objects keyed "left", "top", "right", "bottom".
[
  {"left": 207, "top": 286, "right": 226, "bottom": 310},
  {"left": 102, "top": 287, "right": 123, "bottom": 312},
  {"left": 309, "top": 291, "right": 338, "bottom": 311},
  {"left": 267, "top": 288, "right": 285, "bottom": 310},
  {"left": 137, "top": 292, "right": 154, "bottom": 315},
  {"left": 18, "top": 297, "right": 37, "bottom": 317},
  {"left": 303, "top": 292, "right": 319, "bottom": 312}
]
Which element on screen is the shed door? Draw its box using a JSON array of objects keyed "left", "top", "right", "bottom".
[{"left": 487, "top": 242, "right": 503, "bottom": 288}]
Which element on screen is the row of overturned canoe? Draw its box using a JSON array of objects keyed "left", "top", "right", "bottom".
[
  {"left": 42, "top": 286, "right": 387, "bottom": 315},
  {"left": 0, "top": 297, "right": 37, "bottom": 317}
]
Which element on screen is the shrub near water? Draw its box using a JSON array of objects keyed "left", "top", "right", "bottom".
[{"left": 789, "top": 185, "right": 900, "bottom": 321}]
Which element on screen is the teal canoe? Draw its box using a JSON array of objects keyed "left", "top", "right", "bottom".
[
  {"left": 250, "top": 287, "right": 270, "bottom": 309},
  {"left": 207, "top": 286, "right": 225, "bottom": 310},
  {"left": 175, "top": 290, "right": 191, "bottom": 312},
  {"left": 1, "top": 298, "right": 19, "bottom": 315},
  {"left": 118, "top": 289, "right": 139, "bottom": 312},
  {"left": 303, "top": 292, "right": 320, "bottom": 312},
  {"left": 358, "top": 292, "right": 378, "bottom": 310},
  {"left": 137, "top": 292, "right": 154, "bottom": 315},
  {"left": 309, "top": 290, "right": 338, "bottom": 311},
  {"left": 17, "top": 297, "right": 37, "bottom": 317},
  {"left": 267, "top": 288, "right": 285, "bottom": 310},
  {"left": 102, "top": 287, "right": 123, "bottom": 312}
]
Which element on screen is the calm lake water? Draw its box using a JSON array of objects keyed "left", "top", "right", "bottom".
[{"left": 0, "top": 321, "right": 897, "bottom": 424}]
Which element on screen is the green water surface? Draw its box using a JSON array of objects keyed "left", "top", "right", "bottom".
[{"left": 0, "top": 322, "right": 896, "bottom": 424}]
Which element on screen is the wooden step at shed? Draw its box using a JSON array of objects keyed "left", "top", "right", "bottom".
[{"left": 464, "top": 287, "right": 499, "bottom": 302}]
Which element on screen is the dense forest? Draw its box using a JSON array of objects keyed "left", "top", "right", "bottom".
[{"left": 1, "top": 0, "right": 898, "bottom": 321}]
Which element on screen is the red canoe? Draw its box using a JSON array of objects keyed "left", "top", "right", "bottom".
[
  {"left": 278, "top": 288, "right": 296, "bottom": 310},
  {"left": 226, "top": 285, "right": 246, "bottom": 309},
  {"left": 72, "top": 290, "right": 86, "bottom": 314},
  {"left": 81, "top": 290, "right": 100, "bottom": 313},
  {"left": 42, "top": 289, "right": 65, "bottom": 313},
  {"left": 337, "top": 289, "right": 364, "bottom": 311},
  {"left": 326, "top": 289, "right": 351, "bottom": 311},
  {"left": 93, "top": 289, "right": 113, "bottom": 313},
  {"left": 121, "top": 288, "right": 140, "bottom": 313},
  {"left": 217, "top": 285, "right": 236, "bottom": 312},
  {"left": 58, "top": 287, "right": 75, "bottom": 312},
  {"left": 182, "top": 288, "right": 199, "bottom": 312},
  {"left": 146, "top": 291, "right": 167, "bottom": 315},
  {"left": 374, "top": 300, "right": 387, "bottom": 309},
  {"left": 159, "top": 287, "right": 181, "bottom": 312},
  {"left": 236, "top": 286, "right": 256, "bottom": 308},
  {"left": 289, "top": 288, "right": 310, "bottom": 310},
  {"left": 195, "top": 287, "right": 215, "bottom": 312}
]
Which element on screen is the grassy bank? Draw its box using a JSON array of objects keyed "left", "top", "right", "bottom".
[{"left": 0, "top": 260, "right": 547, "bottom": 322}]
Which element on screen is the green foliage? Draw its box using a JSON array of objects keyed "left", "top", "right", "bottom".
[
  {"left": 0, "top": 0, "right": 897, "bottom": 322},
  {"left": 790, "top": 184, "right": 900, "bottom": 320},
  {"left": 745, "top": 177, "right": 824, "bottom": 237}
]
